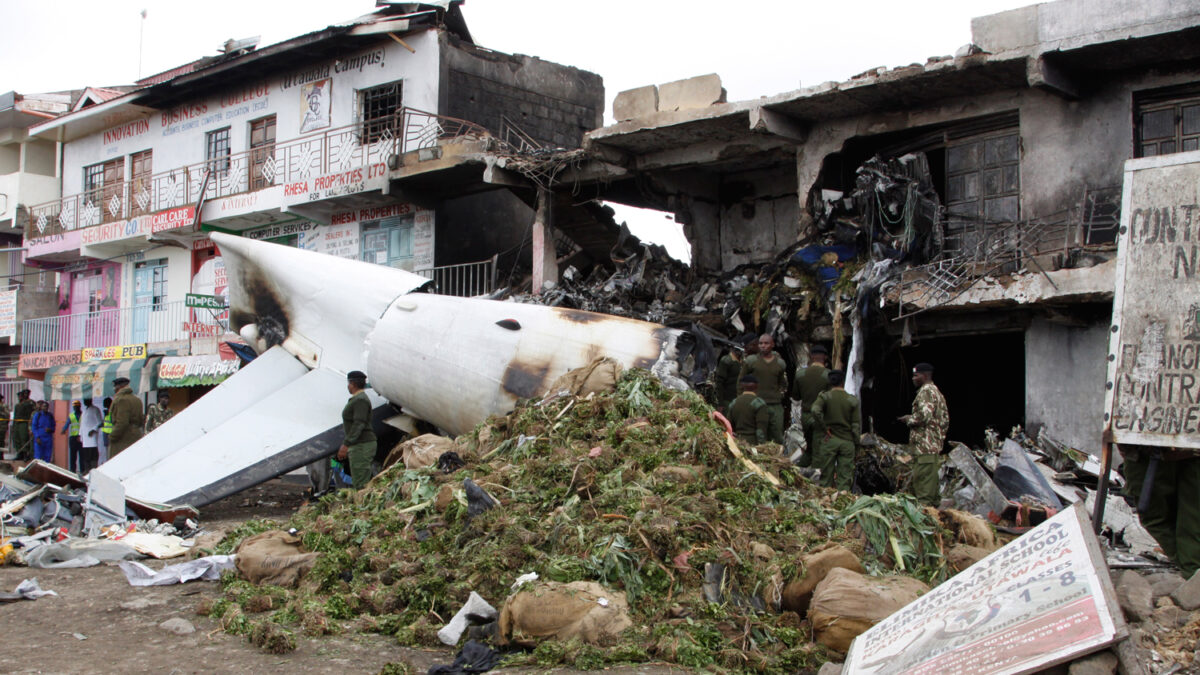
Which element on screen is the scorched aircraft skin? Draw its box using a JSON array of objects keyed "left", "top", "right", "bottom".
[{"left": 92, "top": 233, "right": 697, "bottom": 507}]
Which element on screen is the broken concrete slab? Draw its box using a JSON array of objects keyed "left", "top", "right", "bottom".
[
  {"left": 158, "top": 618, "right": 196, "bottom": 636},
  {"left": 1170, "top": 570, "right": 1200, "bottom": 611},
  {"left": 1066, "top": 649, "right": 1118, "bottom": 675},
  {"left": 613, "top": 85, "right": 658, "bottom": 121},
  {"left": 1115, "top": 571, "right": 1155, "bottom": 623},
  {"left": 1143, "top": 571, "right": 1186, "bottom": 599},
  {"left": 817, "top": 662, "right": 844, "bottom": 675},
  {"left": 657, "top": 74, "right": 725, "bottom": 112},
  {"left": 1112, "top": 637, "right": 1148, "bottom": 675}
]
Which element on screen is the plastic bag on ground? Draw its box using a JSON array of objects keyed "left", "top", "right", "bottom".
[
  {"left": 119, "top": 555, "right": 237, "bottom": 586},
  {"left": 0, "top": 578, "right": 58, "bottom": 602},
  {"left": 22, "top": 539, "right": 141, "bottom": 569}
]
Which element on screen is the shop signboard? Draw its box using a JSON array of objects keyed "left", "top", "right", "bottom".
[
  {"left": 157, "top": 355, "right": 240, "bottom": 387},
  {"left": 81, "top": 344, "right": 147, "bottom": 362}
]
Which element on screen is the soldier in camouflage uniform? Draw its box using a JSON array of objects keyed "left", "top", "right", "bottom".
[
  {"left": 900, "top": 362, "right": 948, "bottom": 505},
  {"left": 144, "top": 391, "right": 175, "bottom": 434}
]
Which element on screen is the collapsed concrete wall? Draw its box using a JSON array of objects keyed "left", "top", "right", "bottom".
[
  {"left": 440, "top": 33, "right": 603, "bottom": 149},
  {"left": 1024, "top": 313, "right": 1110, "bottom": 453}
]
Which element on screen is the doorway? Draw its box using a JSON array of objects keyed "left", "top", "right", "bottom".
[{"left": 864, "top": 331, "right": 1026, "bottom": 449}]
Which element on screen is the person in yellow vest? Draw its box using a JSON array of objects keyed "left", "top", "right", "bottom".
[
  {"left": 99, "top": 397, "right": 113, "bottom": 464},
  {"left": 108, "top": 377, "right": 144, "bottom": 458},
  {"left": 60, "top": 400, "right": 84, "bottom": 474}
]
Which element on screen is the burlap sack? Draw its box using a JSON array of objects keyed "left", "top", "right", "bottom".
[
  {"left": 935, "top": 508, "right": 999, "bottom": 550},
  {"left": 545, "top": 358, "right": 622, "bottom": 398},
  {"left": 947, "top": 544, "right": 993, "bottom": 572},
  {"left": 382, "top": 434, "right": 458, "bottom": 471},
  {"left": 780, "top": 543, "right": 864, "bottom": 615},
  {"left": 498, "top": 581, "right": 632, "bottom": 646},
  {"left": 234, "top": 531, "right": 320, "bottom": 588},
  {"left": 808, "top": 567, "right": 928, "bottom": 652}
]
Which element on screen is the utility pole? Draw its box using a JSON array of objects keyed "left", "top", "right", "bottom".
[{"left": 137, "top": 9, "right": 147, "bottom": 80}]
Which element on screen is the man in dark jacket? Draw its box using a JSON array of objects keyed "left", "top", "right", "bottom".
[{"left": 109, "top": 377, "right": 144, "bottom": 457}]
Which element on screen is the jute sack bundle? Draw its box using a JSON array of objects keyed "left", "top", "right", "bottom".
[
  {"left": 807, "top": 567, "right": 928, "bottom": 652},
  {"left": 498, "top": 581, "right": 632, "bottom": 646},
  {"left": 382, "top": 433, "right": 458, "bottom": 471},
  {"left": 780, "top": 543, "right": 864, "bottom": 615},
  {"left": 545, "top": 358, "right": 622, "bottom": 398},
  {"left": 235, "top": 531, "right": 320, "bottom": 588}
]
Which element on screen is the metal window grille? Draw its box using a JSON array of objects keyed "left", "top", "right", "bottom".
[{"left": 360, "top": 82, "right": 403, "bottom": 144}]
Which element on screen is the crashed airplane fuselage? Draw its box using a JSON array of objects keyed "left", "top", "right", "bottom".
[{"left": 97, "top": 233, "right": 698, "bottom": 507}]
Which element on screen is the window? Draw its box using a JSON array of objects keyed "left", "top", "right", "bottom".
[
  {"left": 359, "top": 81, "right": 403, "bottom": 144},
  {"left": 82, "top": 158, "right": 124, "bottom": 223},
  {"left": 1135, "top": 87, "right": 1200, "bottom": 157},
  {"left": 249, "top": 115, "right": 276, "bottom": 190},
  {"left": 360, "top": 215, "right": 414, "bottom": 268},
  {"left": 945, "top": 132, "right": 1020, "bottom": 224},
  {"left": 130, "top": 150, "right": 153, "bottom": 216},
  {"left": 205, "top": 127, "right": 231, "bottom": 175},
  {"left": 134, "top": 259, "right": 168, "bottom": 310}
]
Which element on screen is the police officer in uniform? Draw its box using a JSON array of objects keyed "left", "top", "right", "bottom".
[
  {"left": 108, "top": 377, "right": 144, "bottom": 458},
  {"left": 336, "top": 371, "right": 377, "bottom": 489},
  {"left": 727, "top": 375, "right": 769, "bottom": 446},
  {"left": 11, "top": 389, "right": 33, "bottom": 461},
  {"left": 792, "top": 345, "right": 831, "bottom": 467},
  {"left": 811, "top": 370, "right": 861, "bottom": 491}
]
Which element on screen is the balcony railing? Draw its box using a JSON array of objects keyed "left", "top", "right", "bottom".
[
  {"left": 418, "top": 255, "right": 498, "bottom": 297},
  {"left": 21, "top": 300, "right": 225, "bottom": 354},
  {"left": 27, "top": 107, "right": 491, "bottom": 240}
]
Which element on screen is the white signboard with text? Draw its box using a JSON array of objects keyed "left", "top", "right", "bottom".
[
  {"left": 1105, "top": 151, "right": 1200, "bottom": 448},
  {"left": 843, "top": 503, "right": 1124, "bottom": 675}
]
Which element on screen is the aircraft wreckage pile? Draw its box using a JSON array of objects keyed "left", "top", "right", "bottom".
[{"left": 192, "top": 367, "right": 1200, "bottom": 673}]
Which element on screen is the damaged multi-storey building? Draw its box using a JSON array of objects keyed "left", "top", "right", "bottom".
[
  {"left": 521, "top": 0, "right": 1200, "bottom": 454},
  {"left": 13, "top": 1, "right": 615, "bottom": 464}
]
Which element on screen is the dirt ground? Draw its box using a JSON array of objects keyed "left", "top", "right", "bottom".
[{"left": 0, "top": 478, "right": 689, "bottom": 675}]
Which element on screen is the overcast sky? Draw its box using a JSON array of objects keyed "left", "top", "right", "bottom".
[{"left": 1, "top": 0, "right": 1032, "bottom": 260}]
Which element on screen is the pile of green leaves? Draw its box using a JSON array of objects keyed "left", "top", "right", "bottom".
[{"left": 207, "top": 369, "right": 935, "bottom": 672}]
